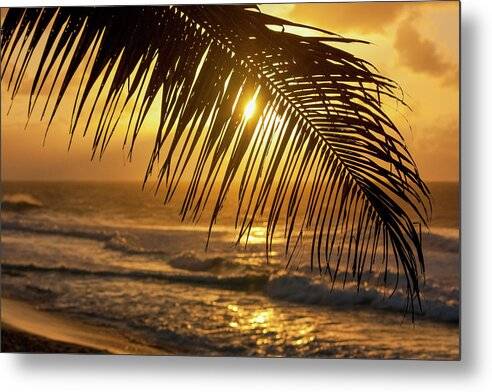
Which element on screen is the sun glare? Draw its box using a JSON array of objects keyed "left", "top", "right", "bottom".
[{"left": 244, "top": 99, "right": 256, "bottom": 120}]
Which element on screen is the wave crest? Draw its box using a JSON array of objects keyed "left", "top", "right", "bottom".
[
  {"left": 2, "top": 262, "right": 269, "bottom": 291},
  {"left": 266, "top": 273, "right": 459, "bottom": 323},
  {"left": 169, "top": 252, "right": 226, "bottom": 272},
  {"left": 2, "top": 193, "right": 44, "bottom": 211}
]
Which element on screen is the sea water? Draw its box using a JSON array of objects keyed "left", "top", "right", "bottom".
[{"left": 1, "top": 181, "right": 459, "bottom": 359}]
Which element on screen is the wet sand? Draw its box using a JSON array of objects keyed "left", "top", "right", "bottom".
[
  {"left": 1, "top": 327, "right": 106, "bottom": 353},
  {"left": 1, "top": 298, "right": 169, "bottom": 355}
]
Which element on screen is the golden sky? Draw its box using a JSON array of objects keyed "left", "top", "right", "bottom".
[{"left": 1, "top": 2, "right": 459, "bottom": 182}]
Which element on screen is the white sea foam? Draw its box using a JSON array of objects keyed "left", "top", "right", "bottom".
[{"left": 266, "top": 272, "right": 459, "bottom": 323}]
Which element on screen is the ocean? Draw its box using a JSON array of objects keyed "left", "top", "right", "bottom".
[{"left": 1, "top": 181, "right": 460, "bottom": 359}]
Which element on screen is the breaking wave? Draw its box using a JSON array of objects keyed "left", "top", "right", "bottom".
[
  {"left": 2, "top": 213, "right": 459, "bottom": 323},
  {"left": 2, "top": 193, "right": 44, "bottom": 211},
  {"left": 2, "top": 262, "right": 269, "bottom": 291},
  {"left": 266, "top": 273, "right": 459, "bottom": 323}
]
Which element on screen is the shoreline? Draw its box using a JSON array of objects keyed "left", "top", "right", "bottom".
[
  {"left": 1, "top": 298, "right": 173, "bottom": 355},
  {"left": 1, "top": 326, "right": 107, "bottom": 354}
]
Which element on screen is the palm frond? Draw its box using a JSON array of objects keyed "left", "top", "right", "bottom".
[{"left": 1, "top": 5, "right": 431, "bottom": 312}]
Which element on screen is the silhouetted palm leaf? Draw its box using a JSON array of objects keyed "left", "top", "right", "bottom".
[{"left": 1, "top": 5, "right": 431, "bottom": 313}]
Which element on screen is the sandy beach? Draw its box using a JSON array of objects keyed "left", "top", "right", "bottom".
[
  {"left": 2, "top": 327, "right": 106, "bottom": 354},
  {"left": 1, "top": 298, "right": 168, "bottom": 355}
]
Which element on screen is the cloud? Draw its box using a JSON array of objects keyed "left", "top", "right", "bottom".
[
  {"left": 410, "top": 118, "right": 459, "bottom": 181},
  {"left": 394, "top": 14, "right": 457, "bottom": 84},
  {"left": 265, "top": 2, "right": 408, "bottom": 34}
]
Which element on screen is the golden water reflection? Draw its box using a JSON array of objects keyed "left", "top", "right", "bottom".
[
  {"left": 235, "top": 226, "right": 284, "bottom": 246},
  {"left": 226, "top": 303, "right": 315, "bottom": 354}
]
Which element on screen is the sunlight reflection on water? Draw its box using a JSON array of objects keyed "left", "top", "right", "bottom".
[{"left": 223, "top": 303, "right": 319, "bottom": 355}]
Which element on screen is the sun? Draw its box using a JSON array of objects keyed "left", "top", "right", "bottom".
[{"left": 244, "top": 99, "right": 256, "bottom": 120}]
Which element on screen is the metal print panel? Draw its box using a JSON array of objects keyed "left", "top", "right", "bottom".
[{"left": 0, "top": 1, "right": 460, "bottom": 359}]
